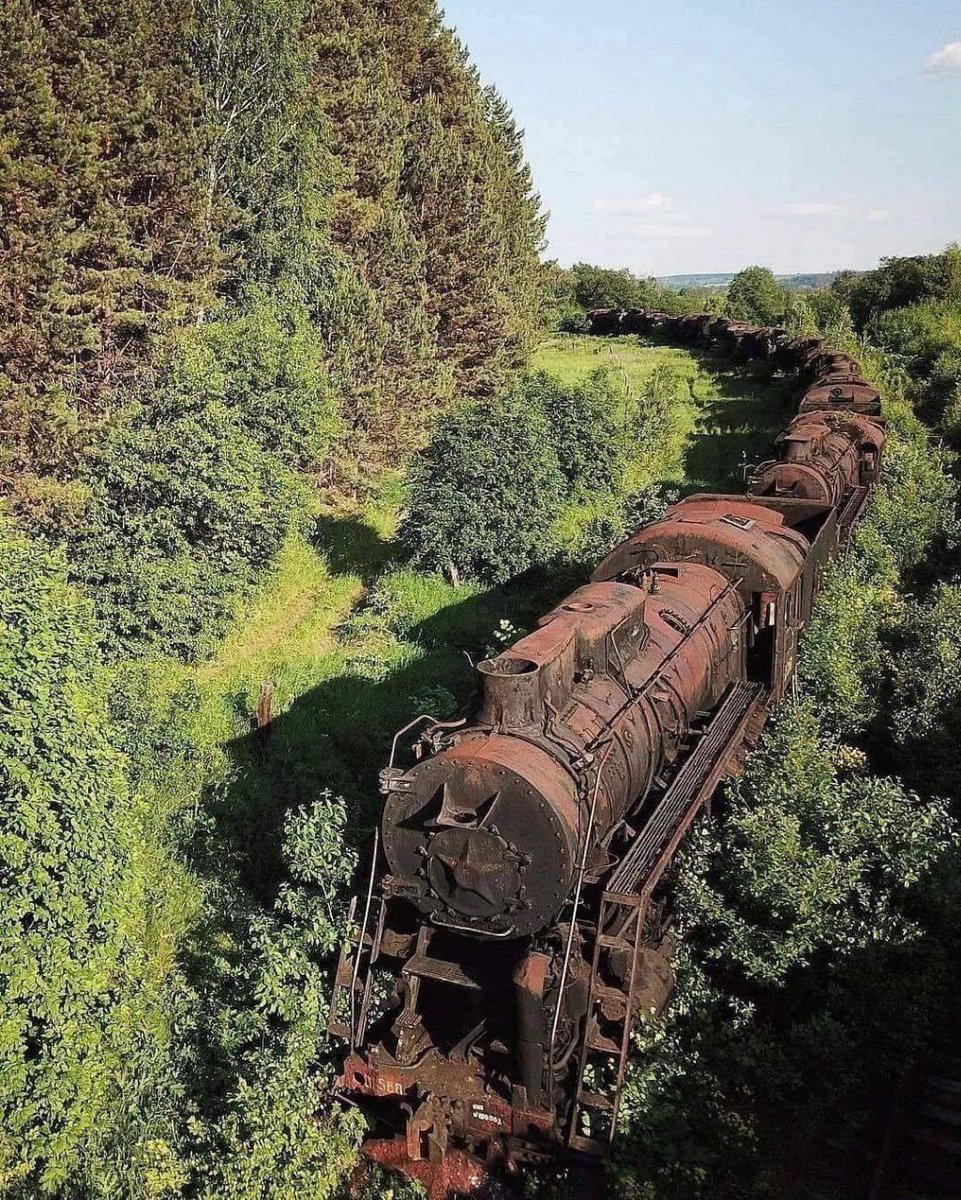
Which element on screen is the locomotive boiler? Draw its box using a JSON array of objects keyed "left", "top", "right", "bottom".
[
  {"left": 748, "top": 410, "right": 885, "bottom": 506},
  {"left": 381, "top": 568, "right": 744, "bottom": 941},
  {"left": 330, "top": 309, "right": 887, "bottom": 1199}
]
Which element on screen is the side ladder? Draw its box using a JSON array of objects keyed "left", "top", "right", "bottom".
[{"left": 328, "top": 889, "right": 385, "bottom": 1052}]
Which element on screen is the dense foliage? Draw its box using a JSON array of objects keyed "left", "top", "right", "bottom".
[
  {"left": 0, "top": 0, "right": 215, "bottom": 523},
  {"left": 541, "top": 263, "right": 721, "bottom": 330},
  {"left": 831, "top": 247, "right": 961, "bottom": 439},
  {"left": 0, "top": 0, "right": 545, "bottom": 1192},
  {"left": 67, "top": 308, "right": 329, "bottom": 658},
  {"left": 402, "top": 383, "right": 567, "bottom": 584},
  {"left": 0, "top": 524, "right": 161, "bottom": 1191},
  {"left": 1, "top": 0, "right": 545, "bottom": 559},
  {"left": 312, "top": 0, "right": 545, "bottom": 448},
  {"left": 725, "top": 265, "right": 791, "bottom": 324}
]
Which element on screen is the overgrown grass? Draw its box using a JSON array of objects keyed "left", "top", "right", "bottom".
[{"left": 533, "top": 334, "right": 795, "bottom": 514}]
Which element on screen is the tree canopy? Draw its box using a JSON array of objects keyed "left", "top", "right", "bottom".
[{"left": 725, "top": 265, "right": 791, "bottom": 324}]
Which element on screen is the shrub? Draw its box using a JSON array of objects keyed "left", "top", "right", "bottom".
[
  {"left": 572, "top": 485, "right": 673, "bottom": 565},
  {"left": 685, "top": 701, "right": 953, "bottom": 984},
  {"left": 173, "top": 298, "right": 340, "bottom": 471},
  {"left": 866, "top": 426, "right": 958, "bottom": 572},
  {"left": 629, "top": 363, "right": 682, "bottom": 448},
  {"left": 401, "top": 392, "right": 565, "bottom": 584},
  {"left": 179, "top": 794, "right": 363, "bottom": 1200},
  {"left": 0, "top": 522, "right": 165, "bottom": 1191},
  {"left": 515, "top": 369, "right": 623, "bottom": 496},
  {"left": 569, "top": 263, "right": 662, "bottom": 312},
  {"left": 69, "top": 361, "right": 312, "bottom": 659},
  {"left": 888, "top": 582, "right": 961, "bottom": 800},
  {"left": 798, "top": 523, "right": 896, "bottom": 734},
  {"left": 841, "top": 245, "right": 961, "bottom": 329}
]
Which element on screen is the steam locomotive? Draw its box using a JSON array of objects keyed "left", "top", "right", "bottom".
[{"left": 328, "top": 312, "right": 886, "bottom": 1198}]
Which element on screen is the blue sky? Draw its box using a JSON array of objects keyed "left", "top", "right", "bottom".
[{"left": 441, "top": 0, "right": 961, "bottom": 276}]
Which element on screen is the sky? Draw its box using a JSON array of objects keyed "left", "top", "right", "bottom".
[{"left": 441, "top": 0, "right": 961, "bottom": 276}]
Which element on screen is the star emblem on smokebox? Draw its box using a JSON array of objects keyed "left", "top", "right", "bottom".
[{"left": 433, "top": 834, "right": 506, "bottom": 905}]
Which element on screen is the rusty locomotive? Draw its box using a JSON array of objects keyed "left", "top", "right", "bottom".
[{"left": 328, "top": 311, "right": 886, "bottom": 1198}]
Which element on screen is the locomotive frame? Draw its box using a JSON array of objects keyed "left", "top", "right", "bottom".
[{"left": 327, "top": 312, "right": 886, "bottom": 1199}]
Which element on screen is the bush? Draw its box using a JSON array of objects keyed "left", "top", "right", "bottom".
[
  {"left": 840, "top": 245, "right": 961, "bottom": 330},
  {"left": 798, "top": 522, "right": 896, "bottom": 734},
  {"left": 569, "top": 263, "right": 662, "bottom": 312},
  {"left": 517, "top": 369, "right": 623, "bottom": 495},
  {"left": 185, "top": 794, "right": 363, "bottom": 1200},
  {"left": 401, "top": 391, "right": 566, "bottom": 584},
  {"left": 572, "top": 485, "right": 673, "bottom": 565},
  {"left": 69, "top": 353, "right": 313, "bottom": 659},
  {"left": 0, "top": 522, "right": 168, "bottom": 1191},
  {"left": 866, "top": 425, "right": 958, "bottom": 572},
  {"left": 888, "top": 582, "right": 961, "bottom": 800},
  {"left": 686, "top": 701, "right": 953, "bottom": 984},
  {"left": 174, "top": 298, "right": 340, "bottom": 471}
]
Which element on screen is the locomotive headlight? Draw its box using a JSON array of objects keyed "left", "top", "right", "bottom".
[{"left": 381, "top": 733, "right": 578, "bottom": 939}]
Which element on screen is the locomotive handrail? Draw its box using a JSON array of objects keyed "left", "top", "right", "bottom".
[
  {"left": 386, "top": 713, "right": 467, "bottom": 773},
  {"left": 347, "top": 826, "right": 380, "bottom": 1052},
  {"left": 547, "top": 738, "right": 615, "bottom": 1099}
]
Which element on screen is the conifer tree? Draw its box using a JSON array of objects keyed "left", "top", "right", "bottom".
[
  {"left": 310, "top": 0, "right": 545, "bottom": 451},
  {"left": 0, "top": 0, "right": 216, "bottom": 529}
]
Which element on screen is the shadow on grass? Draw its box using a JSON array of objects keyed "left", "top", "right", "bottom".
[
  {"left": 193, "top": 561, "right": 584, "bottom": 905},
  {"left": 681, "top": 354, "right": 798, "bottom": 495},
  {"left": 313, "top": 513, "right": 398, "bottom": 583}
]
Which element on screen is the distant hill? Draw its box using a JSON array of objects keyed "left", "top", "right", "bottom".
[{"left": 660, "top": 272, "right": 837, "bottom": 292}]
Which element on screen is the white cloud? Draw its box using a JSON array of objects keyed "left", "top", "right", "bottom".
[
  {"left": 924, "top": 41, "right": 961, "bottom": 74},
  {"left": 628, "top": 223, "right": 711, "bottom": 239},
  {"left": 770, "top": 202, "right": 848, "bottom": 218},
  {"left": 593, "top": 192, "right": 675, "bottom": 214},
  {"left": 866, "top": 209, "right": 891, "bottom": 222}
]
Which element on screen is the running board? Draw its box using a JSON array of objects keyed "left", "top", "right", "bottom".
[
  {"left": 837, "top": 485, "right": 869, "bottom": 544},
  {"left": 568, "top": 681, "right": 765, "bottom": 1153},
  {"left": 605, "top": 681, "right": 765, "bottom": 904}
]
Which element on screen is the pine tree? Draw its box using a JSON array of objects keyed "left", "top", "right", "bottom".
[
  {"left": 0, "top": 0, "right": 216, "bottom": 530},
  {"left": 309, "top": 0, "right": 448, "bottom": 453},
  {"left": 309, "top": 0, "right": 545, "bottom": 454},
  {"left": 405, "top": 29, "right": 545, "bottom": 398}
]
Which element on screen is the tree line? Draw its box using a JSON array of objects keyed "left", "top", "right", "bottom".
[{"left": 0, "top": 1, "right": 543, "bottom": 1193}]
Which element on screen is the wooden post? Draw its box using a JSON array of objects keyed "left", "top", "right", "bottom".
[{"left": 256, "top": 681, "right": 274, "bottom": 746}]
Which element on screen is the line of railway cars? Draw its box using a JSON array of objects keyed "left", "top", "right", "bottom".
[{"left": 327, "top": 311, "right": 886, "bottom": 1199}]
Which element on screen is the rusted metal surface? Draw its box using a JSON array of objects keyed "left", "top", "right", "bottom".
[
  {"left": 585, "top": 308, "right": 620, "bottom": 335},
  {"left": 593, "top": 495, "right": 810, "bottom": 599},
  {"left": 328, "top": 309, "right": 888, "bottom": 1197},
  {"left": 360, "top": 1137, "right": 517, "bottom": 1200},
  {"left": 749, "top": 410, "right": 886, "bottom": 505},
  {"left": 799, "top": 375, "right": 883, "bottom": 415},
  {"left": 382, "top": 572, "right": 743, "bottom": 940}
]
